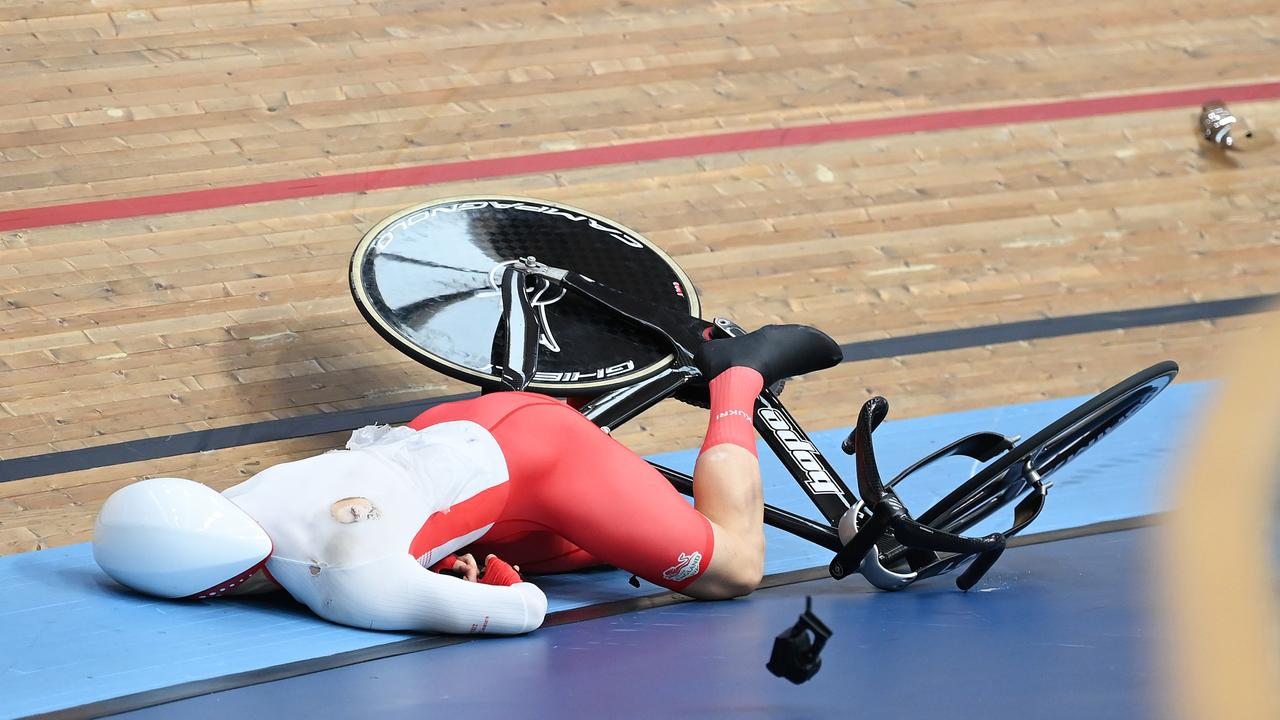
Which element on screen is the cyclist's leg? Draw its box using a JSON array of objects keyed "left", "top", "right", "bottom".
[
  {"left": 406, "top": 393, "right": 614, "bottom": 573},
  {"left": 406, "top": 385, "right": 767, "bottom": 597},
  {"left": 486, "top": 394, "right": 763, "bottom": 599},
  {"left": 685, "top": 366, "right": 767, "bottom": 595}
]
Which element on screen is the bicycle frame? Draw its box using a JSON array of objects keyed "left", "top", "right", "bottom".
[
  {"left": 487, "top": 258, "right": 1105, "bottom": 593},
  {"left": 346, "top": 182, "right": 1187, "bottom": 591},
  {"left": 495, "top": 261, "right": 863, "bottom": 552},
  {"left": 465, "top": 256, "right": 1180, "bottom": 592}
]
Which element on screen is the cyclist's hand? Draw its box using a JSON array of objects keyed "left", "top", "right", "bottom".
[{"left": 432, "top": 553, "right": 480, "bottom": 582}]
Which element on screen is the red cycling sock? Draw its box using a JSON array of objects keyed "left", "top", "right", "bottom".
[{"left": 701, "top": 367, "right": 765, "bottom": 457}]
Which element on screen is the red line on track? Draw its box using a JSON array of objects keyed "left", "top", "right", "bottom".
[{"left": 3, "top": 81, "right": 1278, "bottom": 232}]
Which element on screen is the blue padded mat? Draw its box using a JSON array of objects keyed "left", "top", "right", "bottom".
[
  {"left": 114, "top": 528, "right": 1161, "bottom": 720},
  {"left": 0, "top": 382, "right": 1210, "bottom": 718}
]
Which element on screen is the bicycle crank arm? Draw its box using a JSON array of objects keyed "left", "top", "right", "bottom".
[{"left": 489, "top": 265, "right": 542, "bottom": 391}]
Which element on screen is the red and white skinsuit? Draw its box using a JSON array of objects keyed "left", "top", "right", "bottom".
[{"left": 223, "top": 392, "right": 715, "bottom": 635}]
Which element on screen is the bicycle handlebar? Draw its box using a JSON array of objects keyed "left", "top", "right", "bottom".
[{"left": 831, "top": 395, "right": 1011, "bottom": 591}]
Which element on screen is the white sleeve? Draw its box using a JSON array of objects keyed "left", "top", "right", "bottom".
[{"left": 282, "top": 554, "right": 547, "bottom": 635}]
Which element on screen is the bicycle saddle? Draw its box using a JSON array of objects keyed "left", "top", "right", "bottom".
[{"left": 694, "top": 324, "right": 843, "bottom": 386}]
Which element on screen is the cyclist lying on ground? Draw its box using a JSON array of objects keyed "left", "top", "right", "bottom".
[{"left": 92, "top": 325, "right": 842, "bottom": 635}]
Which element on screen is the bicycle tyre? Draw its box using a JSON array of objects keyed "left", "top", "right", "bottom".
[{"left": 918, "top": 360, "right": 1180, "bottom": 535}]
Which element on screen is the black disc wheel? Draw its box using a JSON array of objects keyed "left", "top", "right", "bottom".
[{"left": 350, "top": 196, "right": 700, "bottom": 395}]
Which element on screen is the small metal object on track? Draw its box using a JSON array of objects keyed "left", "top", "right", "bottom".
[{"left": 1198, "top": 100, "right": 1271, "bottom": 151}]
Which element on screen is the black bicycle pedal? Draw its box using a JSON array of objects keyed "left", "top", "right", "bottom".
[{"left": 766, "top": 596, "right": 833, "bottom": 684}]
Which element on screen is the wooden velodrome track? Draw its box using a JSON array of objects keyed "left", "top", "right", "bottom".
[{"left": 1, "top": 0, "right": 1278, "bottom": 565}]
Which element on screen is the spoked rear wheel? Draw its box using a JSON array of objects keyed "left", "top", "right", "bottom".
[{"left": 916, "top": 360, "right": 1180, "bottom": 536}]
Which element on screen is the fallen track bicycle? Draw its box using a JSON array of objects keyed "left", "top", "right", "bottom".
[{"left": 350, "top": 196, "right": 1178, "bottom": 591}]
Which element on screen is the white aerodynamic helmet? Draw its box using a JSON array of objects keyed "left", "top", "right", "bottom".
[{"left": 93, "top": 477, "right": 272, "bottom": 599}]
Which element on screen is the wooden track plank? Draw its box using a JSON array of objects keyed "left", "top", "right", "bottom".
[
  {"left": 1, "top": 1, "right": 1277, "bottom": 207},
  {"left": 2, "top": 0, "right": 1279, "bottom": 551},
  {"left": 1, "top": 315, "right": 1269, "bottom": 550}
]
